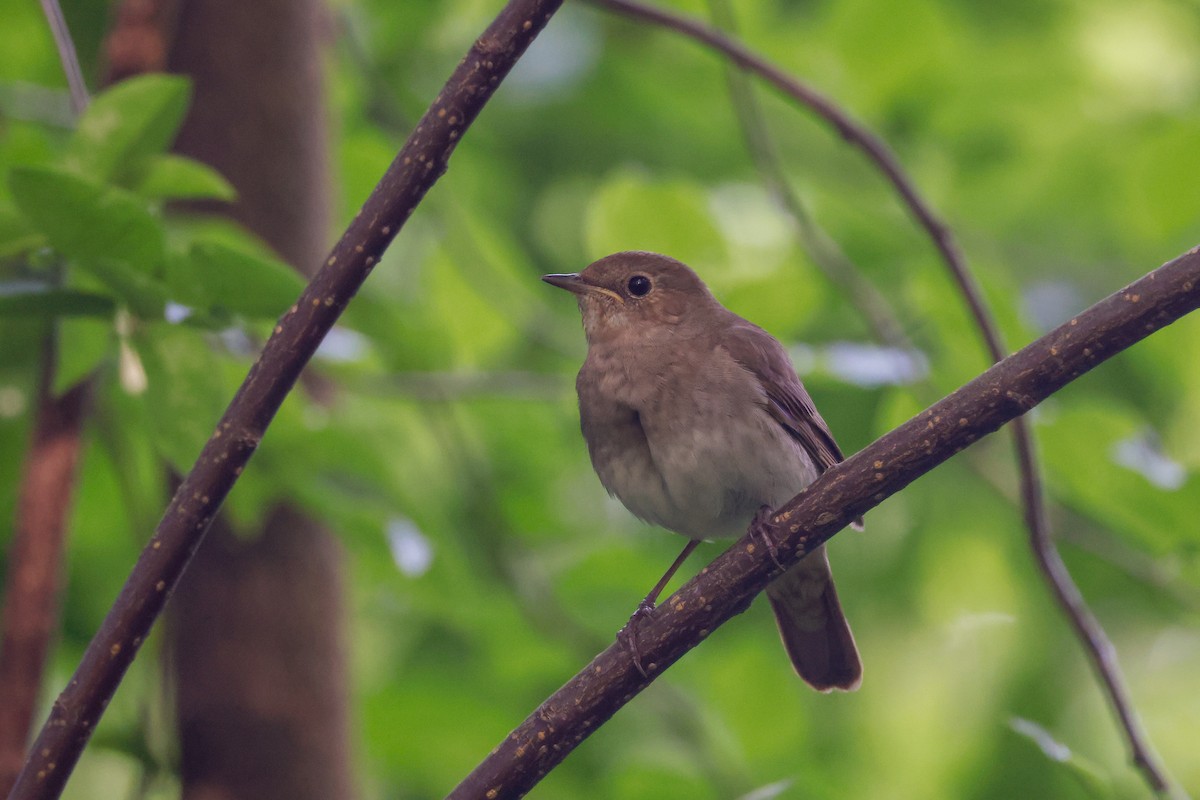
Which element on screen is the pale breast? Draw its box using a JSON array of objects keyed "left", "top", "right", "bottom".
[{"left": 577, "top": 335, "right": 819, "bottom": 540}]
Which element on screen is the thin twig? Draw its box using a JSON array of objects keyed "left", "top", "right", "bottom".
[
  {"left": 584, "top": 1, "right": 1177, "bottom": 793},
  {"left": 702, "top": 0, "right": 911, "bottom": 351},
  {"left": 587, "top": 0, "right": 989, "bottom": 341},
  {"left": 449, "top": 246, "right": 1200, "bottom": 800},
  {"left": 7, "top": 2, "right": 565, "bottom": 797},
  {"left": 37, "top": 0, "right": 89, "bottom": 115}
]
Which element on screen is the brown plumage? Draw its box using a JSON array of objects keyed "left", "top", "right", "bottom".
[{"left": 544, "top": 251, "right": 861, "bottom": 691}]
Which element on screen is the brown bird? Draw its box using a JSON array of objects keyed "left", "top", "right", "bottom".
[{"left": 544, "top": 251, "right": 862, "bottom": 691}]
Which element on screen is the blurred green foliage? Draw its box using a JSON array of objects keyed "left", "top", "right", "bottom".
[{"left": 1, "top": 0, "right": 1199, "bottom": 798}]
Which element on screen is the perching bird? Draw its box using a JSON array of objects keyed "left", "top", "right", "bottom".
[{"left": 544, "top": 251, "right": 861, "bottom": 692}]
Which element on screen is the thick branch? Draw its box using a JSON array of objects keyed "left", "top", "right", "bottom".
[
  {"left": 449, "top": 246, "right": 1200, "bottom": 799},
  {"left": 7, "top": 2, "right": 564, "bottom": 797}
]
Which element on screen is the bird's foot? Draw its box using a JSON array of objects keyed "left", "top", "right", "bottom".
[
  {"left": 750, "top": 505, "right": 786, "bottom": 571},
  {"left": 617, "top": 600, "right": 655, "bottom": 678}
]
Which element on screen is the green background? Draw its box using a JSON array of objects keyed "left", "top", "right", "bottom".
[{"left": 1, "top": 0, "right": 1198, "bottom": 797}]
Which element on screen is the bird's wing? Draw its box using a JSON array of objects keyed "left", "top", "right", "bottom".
[
  {"left": 722, "top": 321, "right": 864, "bottom": 530},
  {"left": 721, "top": 321, "right": 846, "bottom": 474}
]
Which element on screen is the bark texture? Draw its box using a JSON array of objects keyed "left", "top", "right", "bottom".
[
  {"left": 167, "top": 1, "right": 351, "bottom": 798},
  {"left": 171, "top": 509, "right": 352, "bottom": 800}
]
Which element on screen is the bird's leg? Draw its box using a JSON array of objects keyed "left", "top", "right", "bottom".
[
  {"left": 618, "top": 539, "right": 701, "bottom": 677},
  {"left": 750, "top": 505, "right": 786, "bottom": 571}
]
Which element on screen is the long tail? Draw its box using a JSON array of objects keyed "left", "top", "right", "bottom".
[{"left": 765, "top": 545, "right": 862, "bottom": 692}]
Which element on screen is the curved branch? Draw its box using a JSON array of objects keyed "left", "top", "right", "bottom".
[
  {"left": 702, "top": 0, "right": 911, "bottom": 351},
  {"left": 7, "top": 1, "right": 565, "bottom": 797},
  {"left": 581, "top": 2, "right": 1176, "bottom": 792},
  {"left": 587, "top": 0, "right": 987, "bottom": 341},
  {"left": 37, "top": 0, "right": 89, "bottom": 115},
  {"left": 449, "top": 247, "right": 1200, "bottom": 799}
]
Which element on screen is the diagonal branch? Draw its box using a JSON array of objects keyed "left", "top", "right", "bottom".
[
  {"left": 587, "top": 0, "right": 982, "bottom": 329},
  {"left": 448, "top": 246, "right": 1200, "bottom": 799},
  {"left": 6, "top": 1, "right": 565, "bottom": 797},
  {"left": 37, "top": 0, "right": 89, "bottom": 115},
  {"left": 582, "top": 2, "right": 1176, "bottom": 792},
  {"left": 702, "top": 0, "right": 911, "bottom": 352}
]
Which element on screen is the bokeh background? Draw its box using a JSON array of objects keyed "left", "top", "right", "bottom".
[{"left": 1, "top": 0, "right": 1198, "bottom": 798}]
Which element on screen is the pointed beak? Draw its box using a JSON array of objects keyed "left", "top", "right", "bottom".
[
  {"left": 541, "top": 273, "right": 588, "bottom": 294},
  {"left": 542, "top": 273, "right": 625, "bottom": 305}
]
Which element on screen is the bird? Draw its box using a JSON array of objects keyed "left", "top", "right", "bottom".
[{"left": 543, "top": 250, "right": 862, "bottom": 692}]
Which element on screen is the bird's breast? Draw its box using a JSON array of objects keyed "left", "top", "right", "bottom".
[{"left": 577, "top": 339, "right": 819, "bottom": 540}]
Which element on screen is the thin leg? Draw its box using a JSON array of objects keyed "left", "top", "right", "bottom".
[
  {"left": 639, "top": 539, "right": 701, "bottom": 611},
  {"left": 619, "top": 539, "right": 701, "bottom": 677}
]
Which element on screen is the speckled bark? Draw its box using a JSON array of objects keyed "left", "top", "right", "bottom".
[
  {"left": 8, "top": 1, "right": 564, "bottom": 797},
  {"left": 447, "top": 247, "right": 1200, "bottom": 800}
]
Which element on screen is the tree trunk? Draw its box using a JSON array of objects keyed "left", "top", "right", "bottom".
[
  {"left": 0, "top": 367, "right": 87, "bottom": 796},
  {"left": 171, "top": 508, "right": 352, "bottom": 800},
  {"left": 165, "top": 0, "right": 352, "bottom": 797}
]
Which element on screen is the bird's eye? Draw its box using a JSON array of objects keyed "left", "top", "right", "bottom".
[{"left": 627, "top": 275, "right": 652, "bottom": 297}]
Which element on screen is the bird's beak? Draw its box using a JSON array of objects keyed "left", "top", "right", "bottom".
[
  {"left": 541, "top": 273, "right": 588, "bottom": 294},
  {"left": 541, "top": 273, "right": 625, "bottom": 305}
]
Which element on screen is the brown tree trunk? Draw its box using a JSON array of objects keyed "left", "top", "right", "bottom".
[
  {"left": 171, "top": 508, "right": 352, "bottom": 800},
  {"left": 164, "top": 0, "right": 352, "bottom": 798},
  {"left": 0, "top": 364, "right": 88, "bottom": 796}
]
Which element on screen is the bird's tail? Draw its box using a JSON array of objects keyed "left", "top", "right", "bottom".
[{"left": 765, "top": 544, "right": 862, "bottom": 692}]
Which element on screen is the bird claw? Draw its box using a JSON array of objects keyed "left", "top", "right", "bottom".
[
  {"left": 751, "top": 505, "right": 786, "bottom": 571},
  {"left": 617, "top": 600, "right": 655, "bottom": 678}
]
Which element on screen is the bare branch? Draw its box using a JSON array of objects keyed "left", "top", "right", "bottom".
[
  {"left": 580, "top": 3, "right": 1177, "bottom": 792},
  {"left": 702, "top": 0, "right": 911, "bottom": 351},
  {"left": 37, "top": 0, "right": 89, "bottom": 115},
  {"left": 449, "top": 246, "right": 1200, "bottom": 800},
  {"left": 6, "top": 2, "right": 565, "bottom": 797}
]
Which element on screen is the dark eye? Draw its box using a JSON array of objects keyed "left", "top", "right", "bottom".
[{"left": 627, "top": 275, "right": 651, "bottom": 297}]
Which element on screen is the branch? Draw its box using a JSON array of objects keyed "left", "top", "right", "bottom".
[
  {"left": 0, "top": 358, "right": 87, "bottom": 797},
  {"left": 37, "top": 0, "right": 89, "bottom": 115},
  {"left": 449, "top": 246, "right": 1200, "bottom": 799},
  {"left": 702, "top": 0, "right": 911, "bottom": 352},
  {"left": 6, "top": 1, "right": 565, "bottom": 797},
  {"left": 587, "top": 0, "right": 986, "bottom": 342},
  {"left": 582, "top": 2, "right": 1177, "bottom": 792}
]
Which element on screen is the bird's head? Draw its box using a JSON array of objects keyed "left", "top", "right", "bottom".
[{"left": 542, "top": 251, "right": 717, "bottom": 344}]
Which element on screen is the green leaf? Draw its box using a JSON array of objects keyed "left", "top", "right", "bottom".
[
  {"left": 133, "top": 154, "right": 236, "bottom": 202},
  {"left": 1040, "top": 403, "right": 1200, "bottom": 554},
  {"left": 83, "top": 259, "right": 169, "bottom": 319},
  {"left": 585, "top": 168, "right": 726, "bottom": 270},
  {"left": 136, "top": 325, "right": 230, "bottom": 473},
  {"left": 0, "top": 205, "right": 40, "bottom": 259},
  {"left": 0, "top": 283, "right": 116, "bottom": 318},
  {"left": 65, "top": 75, "right": 192, "bottom": 184},
  {"left": 168, "top": 239, "right": 305, "bottom": 319},
  {"left": 54, "top": 316, "right": 114, "bottom": 394},
  {"left": 9, "top": 166, "right": 166, "bottom": 275}
]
